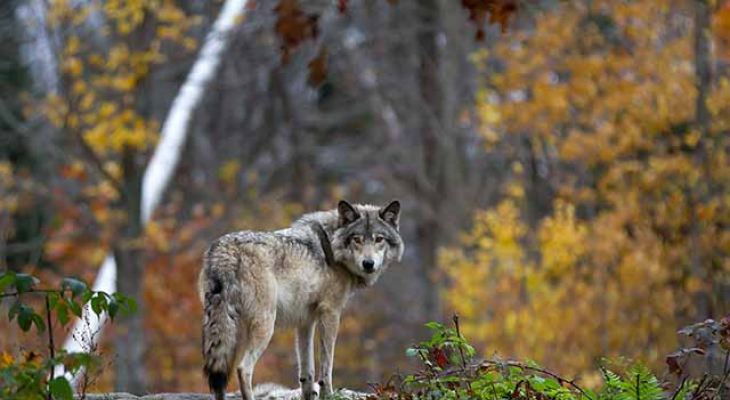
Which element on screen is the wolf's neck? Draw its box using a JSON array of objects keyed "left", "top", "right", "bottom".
[{"left": 291, "top": 209, "right": 339, "bottom": 234}]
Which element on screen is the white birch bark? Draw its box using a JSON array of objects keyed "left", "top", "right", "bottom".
[
  {"left": 55, "top": 0, "right": 249, "bottom": 385},
  {"left": 15, "top": 0, "right": 59, "bottom": 94}
]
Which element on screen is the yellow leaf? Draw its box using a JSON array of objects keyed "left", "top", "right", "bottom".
[
  {"left": 63, "top": 57, "right": 83, "bottom": 76},
  {"left": 219, "top": 160, "right": 241, "bottom": 184},
  {"left": 1, "top": 352, "right": 15, "bottom": 367}
]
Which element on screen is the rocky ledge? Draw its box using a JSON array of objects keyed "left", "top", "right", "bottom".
[{"left": 81, "top": 385, "right": 369, "bottom": 400}]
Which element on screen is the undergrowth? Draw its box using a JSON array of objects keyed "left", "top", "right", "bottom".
[{"left": 368, "top": 315, "right": 730, "bottom": 400}]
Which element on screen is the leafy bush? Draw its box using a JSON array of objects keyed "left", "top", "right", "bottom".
[
  {"left": 370, "top": 315, "right": 730, "bottom": 400},
  {"left": 0, "top": 270, "right": 135, "bottom": 400}
]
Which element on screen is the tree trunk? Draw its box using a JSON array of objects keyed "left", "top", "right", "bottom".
[
  {"left": 416, "top": 0, "right": 443, "bottom": 321},
  {"left": 692, "top": 0, "right": 723, "bottom": 378},
  {"left": 113, "top": 147, "right": 147, "bottom": 394},
  {"left": 692, "top": 0, "right": 712, "bottom": 321}
]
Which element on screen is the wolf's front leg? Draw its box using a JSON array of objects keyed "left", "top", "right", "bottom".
[
  {"left": 317, "top": 311, "right": 340, "bottom": 399},
  {"left": 297, "top": 322, "right": 318, "bottom": 400}
]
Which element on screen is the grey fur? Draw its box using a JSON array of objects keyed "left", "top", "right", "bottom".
[{"left": 199, "top": 201, "right": 404, "bottom": 400}]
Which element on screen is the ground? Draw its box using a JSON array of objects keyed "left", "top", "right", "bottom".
[{"left": 82, "top": 386, "right": 369, "bottom": 400}]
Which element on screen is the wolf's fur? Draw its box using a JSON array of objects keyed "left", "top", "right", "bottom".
[{"left": 199, "top": 200, "right": 404, "bottom": 400}]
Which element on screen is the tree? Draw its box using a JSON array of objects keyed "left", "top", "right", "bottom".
[
  {"left": 34, "top": 0, "right": 249, "bottom": 392},
  {"left": 6, "top": 0, "right": 524, "bottom": 392},
  {"left": 442, "top": 0, "right": 730, "bottom": 378}
]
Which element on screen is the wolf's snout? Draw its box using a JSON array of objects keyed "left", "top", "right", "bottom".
[{"left": 362, "top": 259, "right": 375, "bottom": 273}]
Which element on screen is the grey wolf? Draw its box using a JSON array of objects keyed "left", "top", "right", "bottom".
[{"left": 199, "top": 200, "right": 404, "bottom": 400}]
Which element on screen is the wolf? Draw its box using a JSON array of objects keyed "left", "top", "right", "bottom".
[{"left": 199, "top": 200, "right": 404, "bottom": 400}]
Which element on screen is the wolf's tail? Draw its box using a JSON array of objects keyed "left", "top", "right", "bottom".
[{"left": 201, "top": 257, "right": 239, "bottom": 400}]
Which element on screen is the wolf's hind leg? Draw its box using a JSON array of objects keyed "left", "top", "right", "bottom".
[
  {"left": 236, "top": 315, "right": 275, "bottom": 400},
  {"left": 236, "top": 270, "right": 276, "bottom": 400},
  {"left": 297, "top": 322, "right": 317, "bottom": 400}
]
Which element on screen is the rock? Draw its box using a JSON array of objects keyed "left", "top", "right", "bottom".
[{"left": 79, "top": 387, "right": 370, "bottom": 400}]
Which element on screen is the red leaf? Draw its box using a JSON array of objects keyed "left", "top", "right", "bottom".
[
  {"left": 274, "top": 0, "right": 319, "bottom": 62},
  {"left": 429, "top": 347, "right": 449, "bottom": 368},
  {"left": 308, "top": 47, "right": 328, "bottom": 87},
  {"left": 461, "top": 0, "right": 517, "bottom": 38}
]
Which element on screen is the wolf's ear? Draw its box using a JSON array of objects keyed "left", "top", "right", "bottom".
[
  {"left": 338, "top": 200, "right": 360, "bottom": 225},
  {"left": 379, "top": 200, "right": 400, "bottom": 229}
]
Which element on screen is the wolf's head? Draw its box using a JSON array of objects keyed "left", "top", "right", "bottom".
[{"left": 330, "top": 200, "right": 404, "bottom": 286}]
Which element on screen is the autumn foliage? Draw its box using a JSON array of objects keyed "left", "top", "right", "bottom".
[
  {"left": 442, "top": 0, "right": 730, "bottom": 383},
  {"left": 2, "top": 0, "right": 730, "bottom": 396}
]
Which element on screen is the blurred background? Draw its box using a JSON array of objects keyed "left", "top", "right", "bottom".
[{"left": 1, "top": 0, "right": 729, "bottom": 395}]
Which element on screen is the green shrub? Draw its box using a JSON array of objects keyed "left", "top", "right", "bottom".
[
  {"left": 0, "top": 270, "right": 135, "bottom": 400},
  {"left": 371, "top": 315, "right": 729, "bottom": 400}
]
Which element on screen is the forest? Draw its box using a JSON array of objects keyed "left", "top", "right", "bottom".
[{"left": 0, "top": 0, "right": 729, "bottom": 399}]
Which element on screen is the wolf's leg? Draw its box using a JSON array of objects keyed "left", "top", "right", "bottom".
[
  {"left": 236, "top": 314, "right": 275, "bottom": 400},
  {"left": 236, "top": 271, "right": 277, "bottom": 400},
  {"left": 317, "top": 311, "right": 340, "bottom": 399},
  {"left": 297, "top": 322, "right": 317, "bottom": 400}
]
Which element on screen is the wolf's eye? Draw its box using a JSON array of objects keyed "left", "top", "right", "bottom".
[
  {"left": 375, "top": 236, "right": 384, "bottom": 244},
  {"left": 353, "top": 236, "right": 363, "bottom": 244}
]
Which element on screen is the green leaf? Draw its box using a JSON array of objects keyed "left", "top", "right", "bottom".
[
  {"left": 108, "top": 293, "right": 137, "bottom": 317},
  {"left": 47, "top": 292, "right": 60, "bottom": 309},
  {"left": 81, "top": 290, "right": 94, "bottom": 305},
  {"left": 405, "top": 348, "right": 419, "bottom": 357},
  {"left": 32, "top": 313, "right": 46, "bottom": 333},
  {"left": 61, "top": 278, "right": 87, "bottom": 298},
  {"left": 90, "top": 294, "right": 107, "bottom": 317},
  {"left": 56, "top": 302, "right": 70, "bottom": 326},
  {"left": 14, "top": 274, "right": 39, "bottom": 294},
  {"left": 17, "top": 304, "right": 36, "bottom": 332},
  {"left": 49, "top": 377, "right": 73, "bottom": 400},
  {"left": 0, "top": 271, "right": 15, "bottom": 293},
  {"left": 107, "top": 298, "right": 119, "bottom": 320},
  {"left": 425, "top": 322, "right": 444, "bottom": 330},
  {"left": 120, "top": 295, "right": 137, "bottom": 314},
  {"left": 67, "top": 299, "right": 82, "bottom": 317}
]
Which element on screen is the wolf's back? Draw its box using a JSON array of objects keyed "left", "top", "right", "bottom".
[{"left": 200, "top": 239, "right": 242, "bottom": 400}]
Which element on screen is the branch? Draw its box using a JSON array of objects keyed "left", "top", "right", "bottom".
[
  {"left": 70, "top": 129, "right": 124, "bottom": 190},
  {"left": 59, "top": 85, "right": 123, "bottom": 191},
  {"left": 0, "top": 288, "right": 62, "bottom": 298},
  {"left": 493, "top": 361, "right": 593, "bottom": 400},
  {"left": 45, "top": 294, "right": 56, "bottom": 400},
  {"left": 421, "top": 359, "right": 594, "bottom": 400}
]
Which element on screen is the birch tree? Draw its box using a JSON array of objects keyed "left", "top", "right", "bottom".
[{"left": 37, "top": 0, "right": 250, "bottom": 392}]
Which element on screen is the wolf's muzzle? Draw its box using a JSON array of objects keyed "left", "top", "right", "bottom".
[{"left": 362, "top": 259, "right": 375, "bottom": 273}]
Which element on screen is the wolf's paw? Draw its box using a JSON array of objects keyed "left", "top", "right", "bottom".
[
  {"left": 317, "top": 380, "right": 333, "bottom": 400},
  {"left": 302, "top": 388, "right": 319, "bottom": 400}
]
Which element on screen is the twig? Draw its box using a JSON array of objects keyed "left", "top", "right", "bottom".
[
  {"left": 714, "top": 351, "right": 730, "bottom": 400},
  {"left": 692, "top": 374, "right": 709, "bottom": 399},
  {"left": 670, "top": 377, "right": 687, "bottom": 400},
  {"left": 0, "top": 289, "right": 62, "bottom": 298},
  {"left": 452, "top": 313, "right": 468, "bottom": 370},
  {"left": 45, "top": 294, "right": 56, "bottom": 400},
  {"left": 58, "top": 88, "right": 123, "bottom": 192},
  {"left": 482, "top": 361, "right": 594, "bottom": 400},
  {"left": 452, "top": 313, "right": 473, "bottom": 393}
]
